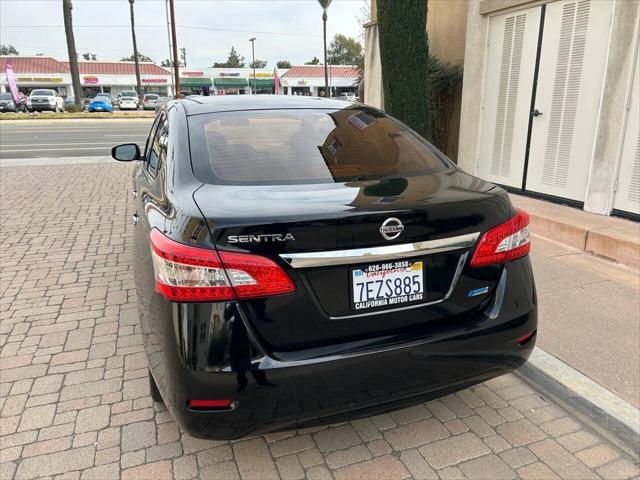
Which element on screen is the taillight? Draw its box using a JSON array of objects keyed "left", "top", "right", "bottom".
[
  {"left": 150, "top": 228, "right": 295, "bottom": 302},
  {"left": 470, "top": 210, "right": 531, "bottom": 267}
]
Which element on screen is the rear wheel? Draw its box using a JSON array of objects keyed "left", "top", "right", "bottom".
[{"left": 149, "top": 369, "right": 163, "bottom": 403}]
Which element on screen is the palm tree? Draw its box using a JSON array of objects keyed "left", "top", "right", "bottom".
[
  {"left": 62, "top": 0, "right": 82, "bottom": 108},
  {"left": 129, "top": 0, "right": 143, "bottom": 98},
  {"left": 318, "top": 0, "right": 333, "bottom": 97}
]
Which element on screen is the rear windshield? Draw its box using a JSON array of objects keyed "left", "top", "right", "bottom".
[
  {"left": 0, "top": 93, "right": 12, "bottom": 100},
  {"left": 189, "top": 108, "right": 452, "bottom": 185},
  {"left": 145, "top": 94, "right": 159, "bottom": 100},
  {"left": 31, "top": 90, "right": 55, "bottom": 96},
  {"left": 121, "top": 92, "right": 137, "bottom": 97}
]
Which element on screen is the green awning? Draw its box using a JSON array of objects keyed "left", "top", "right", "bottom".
[
  {"left": 180, "top": 77, "right": 212, "bottom": 87},
  {"left": 214, "top": 78, "right": 248, "bottom": 88},
  {"left": 251, "top": 78, "right": 274, "bottom": 88}
]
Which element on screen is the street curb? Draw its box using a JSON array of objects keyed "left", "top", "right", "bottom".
[
  {"left": 0, "top": 117, "right": 154, "bottom": 124},
  {"left": 0, "top": 156, "right": 114, "bottom": 168},
  {"left": 517, "top": 347, "right": 640, "bottom": 458}
]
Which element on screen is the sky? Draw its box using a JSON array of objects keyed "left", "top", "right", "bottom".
[{"left": 0, "top": 0, "right": 367, "bottom": 68}]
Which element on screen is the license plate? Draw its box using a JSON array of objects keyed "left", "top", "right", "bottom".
[
  {"left": 97, "top": 107, "right": 102, "bottom": 111},
  {"left": 351, "top": 260, "right": 424, "bottom": 311}
]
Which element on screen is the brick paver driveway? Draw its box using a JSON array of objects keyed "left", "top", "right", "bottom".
[{"left": 1, "top": 162, "right": 638, "bottom": 480}]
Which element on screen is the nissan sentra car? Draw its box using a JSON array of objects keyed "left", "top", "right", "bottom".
[{"left": 112, "top": 96, "right": 537, "bottom": 440}]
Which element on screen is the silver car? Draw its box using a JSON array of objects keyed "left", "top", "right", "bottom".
[{"left": 142, "top": 94, "right": 159, "bottom": 110}]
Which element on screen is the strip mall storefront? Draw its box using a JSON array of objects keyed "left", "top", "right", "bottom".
[
  {"left": 4, "top": 75, "right": 72, "bottom": 96},
  {"left": 80, "top": 75, "right": 172, "bottom": 98},
  {"left": 179, "top": 71, "right": 213, "bottom": 95},
  {"left": 281, "top": 66, "right": 359, "bottom": 98}
]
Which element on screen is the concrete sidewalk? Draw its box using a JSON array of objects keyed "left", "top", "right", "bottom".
[{"left": 511, "top": 194, "right": 640, "bottom": 270}]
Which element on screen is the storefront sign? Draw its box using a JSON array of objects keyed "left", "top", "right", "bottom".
[
  {"left": 15, "top": 76, "right": 64, "bottom": 83},
  {"left": 83, "top": 76, "right": 99, "bottom": 84},
  {"left": 219, "top": 72, "right": 240, "bottom": 77},
  {"left": 250, "top": 72, "right": 273, "bottom": 78},
  {"left": 142, "top": 78, "right": 168, "bottom": 83},
  {"left": 182, "top": 71, "right": 204, "bottom": 77},
  {"left": 282, "top": 79, "right": 308, "bottom": 86}
]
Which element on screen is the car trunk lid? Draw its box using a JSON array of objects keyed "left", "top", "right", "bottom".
[{"left": 194, "top": 171, "right": 514, "bottom": 351}]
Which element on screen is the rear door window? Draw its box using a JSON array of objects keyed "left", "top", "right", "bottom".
[{"left": 188, "top": 108, "right": 452, "bottom": 185}]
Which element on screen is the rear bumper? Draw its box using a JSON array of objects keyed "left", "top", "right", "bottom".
[{"left": 141, "top": 258, "right": 537, "bottom": 440}]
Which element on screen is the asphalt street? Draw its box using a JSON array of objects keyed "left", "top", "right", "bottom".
[{"left": 0, "top": 120, "right": 153, "bottom": 159}]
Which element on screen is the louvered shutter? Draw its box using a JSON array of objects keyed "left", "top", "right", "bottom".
[
  {"left": 477, "top": 7, "right": 541, "bottom": 188},
  {"left": 525, "top": 0, "right": 614, "bottom": 201}
]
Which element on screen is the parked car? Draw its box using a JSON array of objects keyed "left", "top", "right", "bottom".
[
  {"left": 142, "top": 93, "right": 159, "bottom": 110},
  {"left": 0, "top": 92, "right": 23, "bottom": 112},
  {"left": 338, "top": 92, "right": 357, "bottom": 102},
  {"left": 27, "top": 89, "right": 65, "bottom": 112},
  {"left": 87, "top": 95, "right": 112, "bottom": 113},
  {"left": 64, "top": 96, "right": 85, "bottom": 111},
  {"left": 111, "top": 96, "right": 536, "bottom": 440},
  {"left": 117, "top": 91, "right": 139, "bottom": 110}
]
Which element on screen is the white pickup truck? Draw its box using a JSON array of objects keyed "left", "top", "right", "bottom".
[{"left": 28, "top": 89, "right": 65, "bottom": 112}]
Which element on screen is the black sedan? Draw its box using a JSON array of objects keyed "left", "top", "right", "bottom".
[{"left": 112, "top": 96, "right": 537, "bottom": 440}]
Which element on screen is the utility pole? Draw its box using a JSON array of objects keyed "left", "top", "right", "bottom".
[
  {"left": 168, "top": 0, "right": 180, "bottom": 98},
  {"left": 62, "top": 0, "right": 82, "bottom": 107},
  {"left": 179, "top": 47, "right": 187, "bottom": 68},
  {"left": 164, "top": 0, "right": 174, "bottom": 96},
  {"left": 249, "top": 37, "right": 256, "bottom": 95},
  {"left": 128, "top": 0, "right": 143, "bottom": 99}
]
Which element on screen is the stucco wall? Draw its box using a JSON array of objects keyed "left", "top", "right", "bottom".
[
  {"left": 364, "top": 0, "right": 468, "bottom": 160},
  {"left": 426, "top": 0, "right": 469, "bottom": 64}
]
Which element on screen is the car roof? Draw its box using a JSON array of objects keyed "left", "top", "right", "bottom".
[{"left": 177, "top": 95, "right": 358, "bottom": 116}]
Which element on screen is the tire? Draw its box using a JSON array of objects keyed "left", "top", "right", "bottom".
[{"left": 149, "top": 369, "right": 163, "bottom": 403}]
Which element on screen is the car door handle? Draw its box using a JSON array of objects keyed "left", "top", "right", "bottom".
[
  {"left": 530, "top": 109, "right": 543, "bottom": 117},
  {"left": 131, "top": 213, "right": 139, "bottom": 225}
]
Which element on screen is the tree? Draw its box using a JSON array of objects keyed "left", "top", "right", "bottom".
[
  {"left": 121, "top": 52, "right": 153, "bottom": 62},
  {"left": 328, "top": 34, "right": 363, "bottom": 71},
  {"left": 249, "top": 59, "right": 267, "bottom": 69},
  {"left": 305, "top": 56, "right": 321, "bottom": 65},
  {"left": 276, "top": 60, "right": 292, "bottom": 69},
  {"left": 317, "top": 0, "right": 333, "bottom": 95},
  {"left": 179, "top": 47, "right": 187, "bottom": 68},
  {"left": 62, "top": 0, "right": 82, "bottom": 108},
  {"left": 82, "top": 52, "right": 97, "bottom": 61},
  {"left": 0, "top": 44, "right": 19, "bottom": 55},
  {"left": 211, "top": 47, "right": 245, "bottom": 68},
  {"left": 161, "top": 59, "right": 183, "bottom": 67},
  {"left": 128, "top": 0, "right": 142, "bottom": 96},
  {"left": 377, "top": 0, "right": 431, "bottom": 138}
]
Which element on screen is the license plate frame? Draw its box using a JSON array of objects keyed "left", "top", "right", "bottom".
[{"left": 350, "top": 260, "right": 425, "bottom": 312}]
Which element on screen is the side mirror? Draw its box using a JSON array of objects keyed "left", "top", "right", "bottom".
[{"left": 112, "top": 143, "right": 141, "bottom": 162}]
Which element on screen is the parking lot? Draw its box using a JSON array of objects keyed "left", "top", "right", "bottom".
[{"left": 1, "top": 155, "right": 638, "bottom": 480}]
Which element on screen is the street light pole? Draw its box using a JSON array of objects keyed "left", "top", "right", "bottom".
[
  {"left": 168, "top": 0, "right": 180, "bottom": 98},
  {"left": 249, "top": 37, "right": 256, "bottom": 95}
]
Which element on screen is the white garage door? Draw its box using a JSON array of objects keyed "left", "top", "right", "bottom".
[
  {"left": 477, "top": 7, "right": 541, "bottom": 188},
  {"left": 526, "top": 0, "right": 614, "bottom": 201},
  {"left": 478, "top": 0, "right": 614, "bottom": 203}
]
